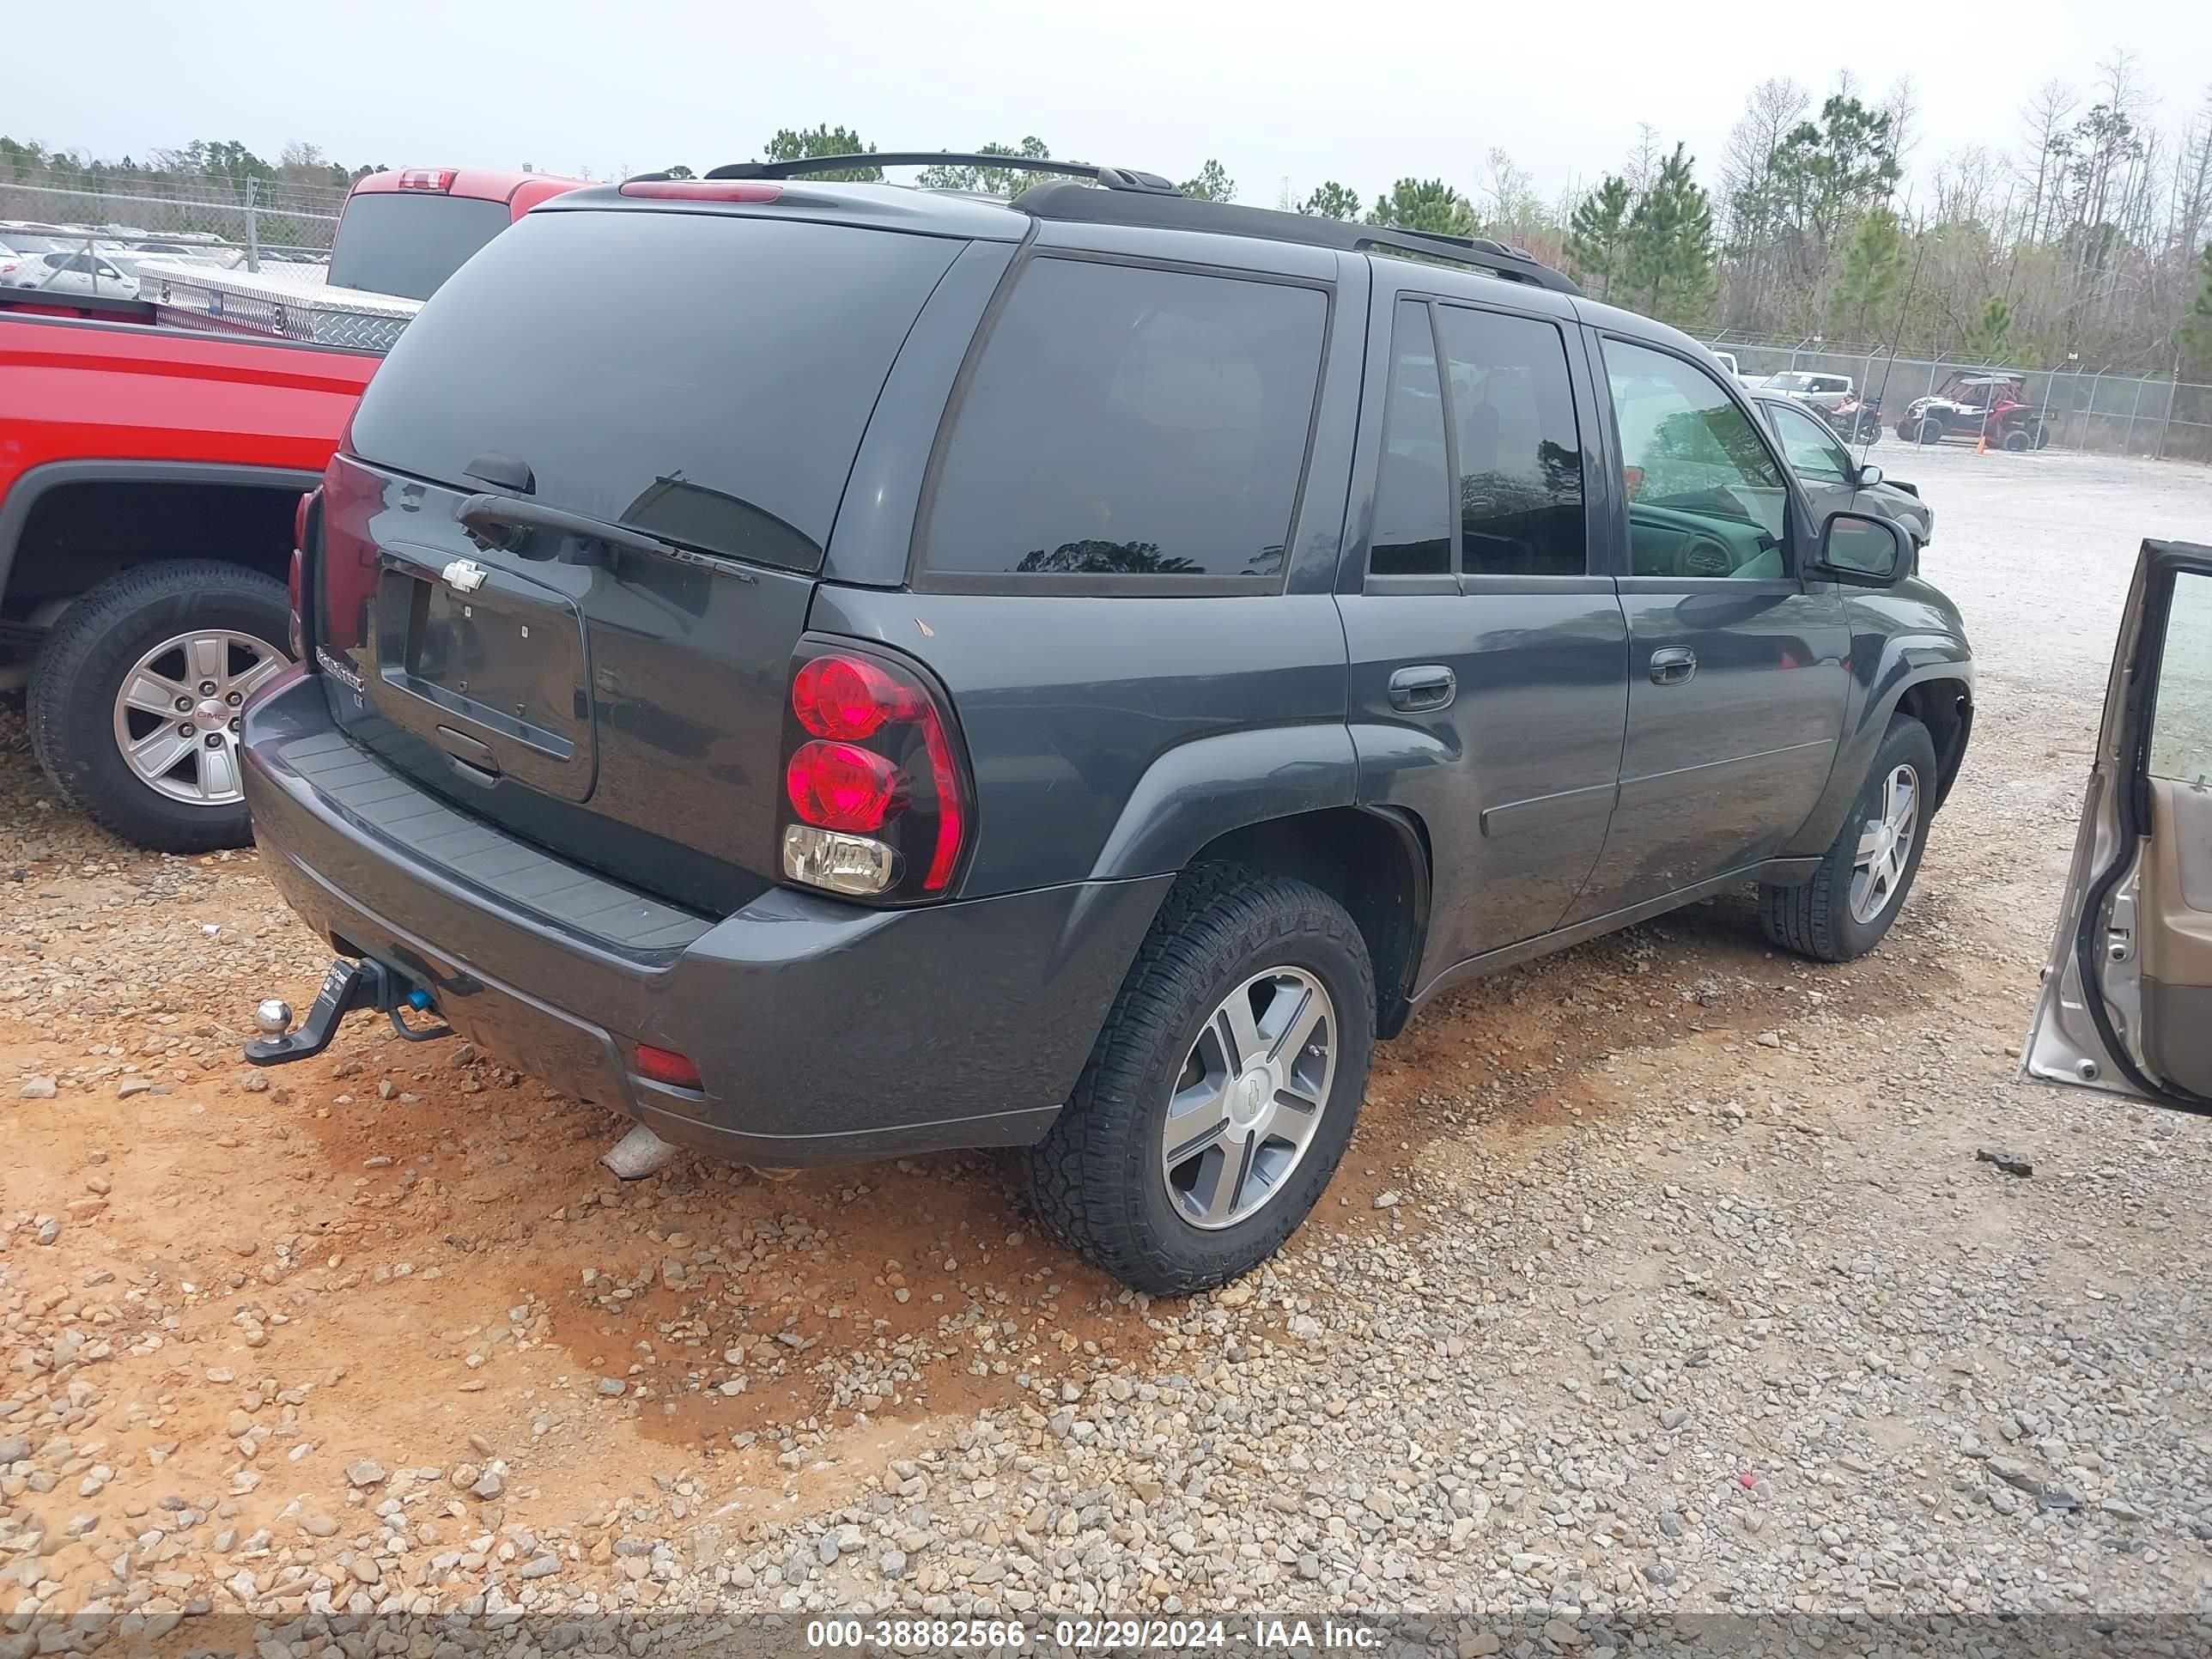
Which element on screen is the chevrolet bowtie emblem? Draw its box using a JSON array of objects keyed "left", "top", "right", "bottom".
[{"left": 441, "top": 558, "right": 489, "bottom": 594}]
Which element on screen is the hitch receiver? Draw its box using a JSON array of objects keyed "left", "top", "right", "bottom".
[{"left": 245, "top": 957, "right": 453, "bottom": 1066}]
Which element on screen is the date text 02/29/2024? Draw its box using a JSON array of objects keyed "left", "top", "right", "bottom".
[{"left": 804, "top": 1619, "right": 1384, "bottom": 1650}]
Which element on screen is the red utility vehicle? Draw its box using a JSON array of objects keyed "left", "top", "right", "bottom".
[{"left": 0, "top": 167, "right": 582, "bottom": 852}]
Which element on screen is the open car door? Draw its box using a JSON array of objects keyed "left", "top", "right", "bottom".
[{"left": 2025, "top": 539, "right": 2212, "bottom": 1112}]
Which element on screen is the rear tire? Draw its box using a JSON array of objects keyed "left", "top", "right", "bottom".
[
  {"left": 2002, "top": 428, "right": 2031, "bottom": 452},
  {"left": 27, "top": 562, "right": 292, "bottom": 854},
  {"left": 1759, "top": 715, "right": 1938, "bottom": 963},
  {"left": 1025, "top": 864, "right": 1376, "bottom": 1297}
]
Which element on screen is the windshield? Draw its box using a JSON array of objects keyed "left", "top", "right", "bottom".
[
  {"left": 326, "top": 191, "right": 511, "bottom": 301},
  {"left": 347, "top": 208, "right": 963, "bottom": 573},
  {"left": 1759, "top": 373, "right": 1816, "bottom": 392}
]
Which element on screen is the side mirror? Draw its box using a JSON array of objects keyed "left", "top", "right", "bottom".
[
  {"left": 1855, "top": 462, "right": 1884, "bottom": 486},
  {"left": 1813, "top": 512, "right": 1911, "bottom": 586}
]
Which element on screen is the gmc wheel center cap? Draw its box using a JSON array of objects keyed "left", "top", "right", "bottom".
[{"left": 193, "top": 698, "right": 229, "bottom": 732}]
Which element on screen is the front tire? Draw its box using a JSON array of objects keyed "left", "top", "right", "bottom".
[
  {"left": 27, "top": 562, "right": 292, "bottom": 854},
  {"left": 1914, "top": 418, "right": 1944, "bottom": 445},
  {"left": 1025, "top": 864, "right": 1376, "bottom": 1297},
  {"left": 1759, "top": 715, "right": 1938, "bottom": 963}
]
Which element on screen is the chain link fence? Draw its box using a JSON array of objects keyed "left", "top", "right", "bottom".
[
  {"left": 0, "top": 177, "right": 338, "bottom": 272},
  {"left": 1709, "top": 332, "right": 2212, "bottom": 464}
]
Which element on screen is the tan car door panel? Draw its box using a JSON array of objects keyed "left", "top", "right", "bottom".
[
  {"left": 2137, "top": 780, "right": 2212, "bottom": 1092},
  {"left": 2024, "top": 538, "right": 2212, "bottom": 1113}
]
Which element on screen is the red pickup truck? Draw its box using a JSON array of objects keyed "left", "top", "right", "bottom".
[{"left": 1, "top": 167, "right": 577, "bottom": 853}]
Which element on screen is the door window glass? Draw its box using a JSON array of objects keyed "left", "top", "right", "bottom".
[
  {"left": 1437, "top": 306, "right": 1586, "bottom": 575},
  {"left": 923, "top": 258, "right": 1328, "bottom": 580},
  {"left": 2151, "top": 571, "right": 2212, "bottom": 785},
  {"left": 1767, "top": 401, "right": 1852, "bottom": 483},
  {"left": 1603, "top": 337, "right": 1790, "bottom": 580},
  {"left": 1368, "top": 301, "right": 1451, "bottom": 577}
]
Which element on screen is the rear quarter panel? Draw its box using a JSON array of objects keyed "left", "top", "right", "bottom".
[{"left": 804, "top": 587, "right": 1354, "bottom": 894}]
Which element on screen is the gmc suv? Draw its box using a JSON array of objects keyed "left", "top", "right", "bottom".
[{"left": 240, "top": 152, "right": 1974, "bottom": 1295}]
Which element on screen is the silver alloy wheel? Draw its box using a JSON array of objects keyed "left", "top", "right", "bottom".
[
  {"left": 1849, "top": 763, "right": 1920, "bottom": 924},
  {"left": 110, "top": 629, "right": 283, "bottom": 806},
  {"left": 1161, "top": 968, "right": 1336, "bottom": 1231}
]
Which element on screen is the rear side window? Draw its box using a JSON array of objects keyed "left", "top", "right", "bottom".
[
  {"left": 921, "top": 258, "right": 1327, "bottom": 582},
  {"left": 1368, "top": 301, "right": 1451, "bottom": 577},
  {"left": 1435, "top": 305, "right": 1586, "bottom": 576},
  {"left": 348, "top": 210, "right": 962, "bottom": 572},
  {"left": 327, "top": 192, "right": 513, "bottom": 301}
]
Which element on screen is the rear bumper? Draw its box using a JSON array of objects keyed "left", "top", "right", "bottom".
[{"left": 241, "top": 669, "right": 1170, "bottom": 1165}]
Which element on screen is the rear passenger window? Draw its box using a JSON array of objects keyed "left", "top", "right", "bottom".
[
  {"left": 1368, "top": 301, "right": 1451, "bottom": 577},
  {"left": 922, "top": 258, "right": 1328, "bottom": 581},
  {"left": 1435, "top": 306, "right": 1587, "bottom": 576}
]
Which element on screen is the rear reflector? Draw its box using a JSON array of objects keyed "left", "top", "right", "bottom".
[
  {"left": 634, "top": 1044, "right": 702, "bottom": 1090},
  {"left": 618, "top": 179, "right": 783, "bottom": 204},
  {"left": 396, "top": 169, "right": 457, "bottom": 192}
]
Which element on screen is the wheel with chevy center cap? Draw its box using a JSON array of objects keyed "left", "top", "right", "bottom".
[
  {"left": 27, "top": 561, "right": 292, "bottom": 854},
  {"left": 1025, "top": 863, "right": 1375, "bottom": 1296}
]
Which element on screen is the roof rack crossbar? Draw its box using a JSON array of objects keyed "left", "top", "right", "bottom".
[{"left": 706, "top": 152, "right": 1182, "bottom": 195}]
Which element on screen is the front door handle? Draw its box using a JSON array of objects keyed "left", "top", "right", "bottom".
[
  {"left": 1650, "top": 647, "right": 1698, "bottom": 685},
  {"left": 1388, "top": 664, "right": 1456, "bottom": 712}
]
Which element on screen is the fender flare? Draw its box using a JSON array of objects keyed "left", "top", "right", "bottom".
[
  {"left": 1086, "top": 724, "right": 1362, "bottom": 881},
  {"left": 0, "top": 458, "right": 324, "bottom": 605},
  {"left": 1787, "top": 636, "right": 1974, "bottom": 857}
]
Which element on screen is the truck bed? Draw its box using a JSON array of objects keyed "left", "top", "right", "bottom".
[{"left": 0, "top": 298, "right": 378, "bottom": 494}]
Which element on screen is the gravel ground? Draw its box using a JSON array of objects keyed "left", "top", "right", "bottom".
[{"left": 3, "top": 443, "right": 2212, "bottom": 1653}]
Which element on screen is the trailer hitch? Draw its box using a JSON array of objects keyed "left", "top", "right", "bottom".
[{"left": 245, "top": 957, "right": 453, "bottom": 1066}]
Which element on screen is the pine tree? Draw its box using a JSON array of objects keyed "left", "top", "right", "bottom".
[
  {"left": 1364, "top": 179, "right": 1477, "bottom": 239},
  {"left": 761, "top": 125, "right": 880, "bottom": 182},
  {"left": 1565, "top": 175, "right": 1632, "bottom": 301},
  {"left": 1180, "top": 160, "right": 1236, "bottom": 203},
  {"left": 1297, "top": 181, "right": 1361, "bottom": 221},
  {"left": 1828, "top": 208, "right": 1906, "bottom": 339},
  {"left": 1960, "top": 295, "right": 2014, "bottom": 364},
  {"left": 1622, "top": 144, "right": 1716, "bottom": 328}
]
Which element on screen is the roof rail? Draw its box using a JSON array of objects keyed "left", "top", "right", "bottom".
[
  {"left": 1012, "top": 183, "right": 1581, "bottom": 295},
  {"left": 705, "top": 152, "right": 1182, "bottom": 195}
]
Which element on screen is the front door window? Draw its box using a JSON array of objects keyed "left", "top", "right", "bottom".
[{"left": 1601, "top": 337, "right": 1790, "bottom": 580}]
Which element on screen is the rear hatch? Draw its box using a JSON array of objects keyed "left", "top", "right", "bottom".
[{"left": 317, "top": 200, "right": 967, "bottom": 913}]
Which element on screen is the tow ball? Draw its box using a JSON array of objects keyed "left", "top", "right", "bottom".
[{"left": 245, "top": 957, "right": 453, "bottom": 1065}]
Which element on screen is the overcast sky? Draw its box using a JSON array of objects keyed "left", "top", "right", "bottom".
[{"left": 11, "top": 0, "right": 2212, "bottom": 209}]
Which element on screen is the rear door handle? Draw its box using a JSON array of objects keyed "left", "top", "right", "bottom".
[
  {"left": 1649, "top": 647, "right": 1697, "bottom": 686},
  {"left": 1388, "top": 665, "right": 1456, "bottom": 712}
]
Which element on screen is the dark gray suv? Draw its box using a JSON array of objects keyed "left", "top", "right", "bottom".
[{"left": 240, "top": 153, "right": 1973, "bottom": 1295}]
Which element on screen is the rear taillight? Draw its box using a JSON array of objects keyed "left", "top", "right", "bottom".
[
  {"left": 779, "top": 641, "right": 971, "bottom": 902},
  {"left": 618, "top": 179, "right": 783, "bottom": 204},
  {"left": 396, "top": 168, "right": 457, "bottom": 192}
]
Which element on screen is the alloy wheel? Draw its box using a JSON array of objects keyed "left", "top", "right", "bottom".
[
  {"left": 110, "top": 629, "right": 283, "bottom": 806},
  {"left": 1161, "top": 968, "right": 1337, "bottom": 1230},
  {"left": 1849, "top": 763, "right": 1920, "bottom": 924}
]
